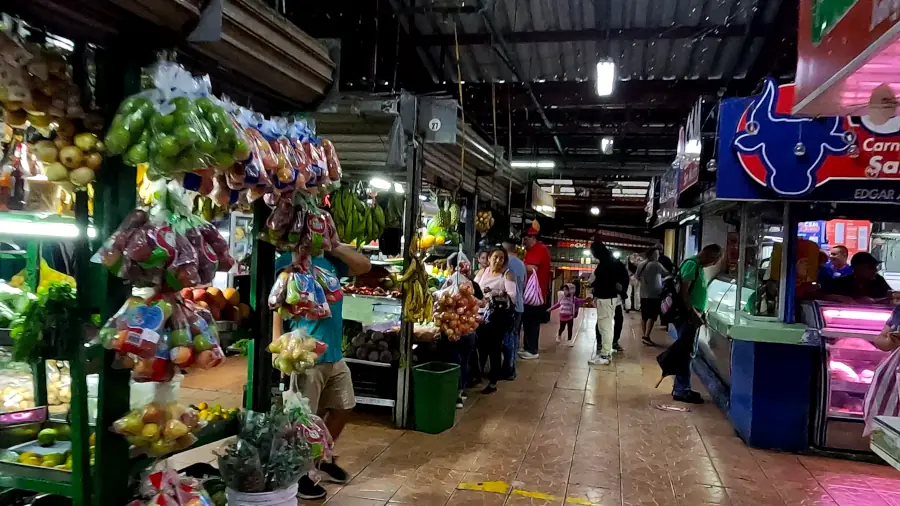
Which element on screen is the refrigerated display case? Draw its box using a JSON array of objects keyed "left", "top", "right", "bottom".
[{"left": 810, "top": 303, "right": 892, "bottom": 451}]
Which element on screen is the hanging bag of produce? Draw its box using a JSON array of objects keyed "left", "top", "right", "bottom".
[
  {"left": 433, "top": 271, "right": 480, "bottom": 341},
  {"left": 111, "top": 383, "right": 205, "bottom": 457}
]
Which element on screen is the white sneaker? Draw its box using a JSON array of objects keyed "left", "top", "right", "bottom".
[
  {"left": 555, "top": 336, "right": 561, "bottom": 344},
  {"left": 519, "top": 351, "right": 540, "bottom": 360},
  {"left": 566, "top": 340, "right": 576, "bottom": 347},
  {"left": 588, "top": 355, "right": 610, "bottom": 365}
]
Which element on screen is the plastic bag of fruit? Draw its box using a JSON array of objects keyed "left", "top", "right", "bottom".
[
  {"left": 131, "top": 466, "right": 216, "bottom": 506},
  {"left": 112, "top": 387, "right": 205, "bottom": 458},
  {"left": 98, "top": 294, "right": 225, "bottom": 379},
  {"left": 433, "top": 274, "right": 481, "bottom": 341},
  {"left": 283, "top": 386, "right": 334, "bottom": 462},
  {"left": 267, "top": 329, "right": 326, "bottom": 375},
  {"left": 321, "top": 138, "right": 342, "bottom": 183}
]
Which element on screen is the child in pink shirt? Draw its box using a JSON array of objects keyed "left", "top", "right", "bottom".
[{"left": 550, "top": 283, "right": 585, "bottom": 344}]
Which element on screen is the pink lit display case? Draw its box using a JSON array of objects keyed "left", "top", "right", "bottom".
[{"left": 819, "top": 304, "right": 892, "bottom": 420}]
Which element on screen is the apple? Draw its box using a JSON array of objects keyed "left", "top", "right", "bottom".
[
  {"left": 168, "top": 328, "right": 191, "bottom": 347},
  {"left": 180, "top": 288, "right": 194, "bottom": 301}
]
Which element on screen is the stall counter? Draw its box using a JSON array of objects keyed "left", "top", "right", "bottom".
[{"left": 695, "top": 278, "right": 816, "bottom": 452}]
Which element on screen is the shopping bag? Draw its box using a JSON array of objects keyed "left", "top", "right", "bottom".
[
  {"left": 863, "top": 346, "right": 900, "bottom": 435},
  {"left": 523, "top": 273, "right": 544, "bottom": 306}
]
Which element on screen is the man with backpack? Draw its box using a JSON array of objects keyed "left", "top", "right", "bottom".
[{"left": 667, "top": 244, "right": 722, "bottom": 404}]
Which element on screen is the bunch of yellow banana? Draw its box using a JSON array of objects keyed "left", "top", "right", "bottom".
[
  {"left": 398, "top": 238, "right": 432, "bottom": 323},
  {"left": 330, "top": 185, "right": 385, "bottom": 246}
]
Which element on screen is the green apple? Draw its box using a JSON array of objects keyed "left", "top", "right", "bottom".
[
  {"left": 168, "top": 328, "right": 191, "bottom": 347},
  {"left": 193, "top": 334, "right": 213, "bottom": 352}
]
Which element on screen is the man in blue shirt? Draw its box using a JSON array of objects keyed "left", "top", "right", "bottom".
[
  {"left": 502, "top": 239, "right": 525, "bottom": 379},
  {"left": 274, "top": 244, "right": 370, "bottom": 500},
  {"left": 819, "top": 244, "right": 853, "bottom": 283}
]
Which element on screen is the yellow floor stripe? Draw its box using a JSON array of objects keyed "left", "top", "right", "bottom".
[
  {"left": 511, "top": 489, "right": 559, "bottom": 501},
  {"left": 456, "top": 481, "right": 510, "bottom": 494},
  {"left": 456, "top": 482, "right": 603, "bottom": 505}
]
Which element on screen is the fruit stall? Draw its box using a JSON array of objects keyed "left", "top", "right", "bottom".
[
  {"left": 0, "top": 1, "right": 344, "bottom": 504},
  {"left": 311, "top": 94, "right": 522, "bottom": 422}
]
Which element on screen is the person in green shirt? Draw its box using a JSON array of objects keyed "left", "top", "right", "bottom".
[{"left": 672, "top": 244, "right": 723, "bottom": 404}]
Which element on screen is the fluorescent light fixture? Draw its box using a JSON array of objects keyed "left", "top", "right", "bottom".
[
  {"left": 595, "top": 60, "right": 615, "bottom": 97},
  {"left": 511, "top": 160, "right": 555, "bottom": 169},
  {"left": 678, "top": 214, "right": 698, "bottom": 225},
  {"left": 600, "top": 137, "right": 614, "bottom": 154},
  {"left": 536, "top": 179, "right": 573, "bottom": 185},
  {"left": 583, "top": 249, "right": 591, "bottom": 256},
  {"left": 590, "top": 207, "right": 600, "bottom": 215},
  {"left": 612, "top": 250, "right": 621, "bottom": 259},
  {"left": 823, "top": 309, "right": 891, "bottom": 322},
  {"left": 1, "top": 220, "right": 96, "bottom": 239},
  {"left": 369, "top": 177, "right": 391, "bottom": 190},
  {"left": 559, "top": 187, "right": 575, "bottom": 194},
  {"left": 393, "top": 182, "right": 404, "bottom": 193},
  {"left": 763, "top": 235, "right": 783, "bottom": 243},
  {"left": 418, "top": 194, "right": 427, "bottom": 201},
  {"left": 617, "top": 181, "right": 650, "bottom": 188}
]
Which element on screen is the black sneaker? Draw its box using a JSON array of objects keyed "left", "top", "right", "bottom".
[
  {"left": 613, "top": 343, "right": 624, "bottom": 352},
  {"left": 481, "top": 384, "right": 497, "bottom": 394},
  {"left": 317, "top": 460, "right": 350, "bottom": 484},
  {"left": 460, "top": 392, "right": 468, "bottom": 400},
  {"left": 456, "top": 397, "right": 464, "bottom": 409},
  {"left": 641, "top": 337, "right": 657, "bottom": 347},
  {"left": 501, "top": 372, "right": 517, "bottom": 381},
  {"left": 297, "top": 475, "right": 327, "bottom": 500},
  {"left": 673, "top": 391, "right": 705, "bottom": 404}
]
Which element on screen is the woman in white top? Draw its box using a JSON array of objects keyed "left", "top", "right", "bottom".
[{"left": 474, "top": 247, "right": 518, "bottom": 394}]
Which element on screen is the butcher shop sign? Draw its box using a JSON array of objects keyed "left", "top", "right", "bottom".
[{"left": 716, "top": 78, "right": 900, "bottom": 203}]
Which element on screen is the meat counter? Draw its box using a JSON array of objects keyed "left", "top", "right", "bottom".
[{"left": 803, "top": 302, "right": 892, "bottom": 452}]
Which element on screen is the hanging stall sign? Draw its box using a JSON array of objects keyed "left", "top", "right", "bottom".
[
  {"left": 679, "top": 98, "right": 703, "bottom": 193},
  {"left": 530, "top": 183, "right": 556, "bottom": 218},
  {"left": 717, "top": 78, "right": 900, "bottom": 203},
  {"left": 795, "top": 0, "right": 900, "bottom": 116},
  {"left": 826, "top": 219, "right": 872, "bottom": 255}
]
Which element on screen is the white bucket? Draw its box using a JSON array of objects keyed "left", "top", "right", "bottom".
[{"left": 225, "top": 484, "right": 299, "bottom": 506}]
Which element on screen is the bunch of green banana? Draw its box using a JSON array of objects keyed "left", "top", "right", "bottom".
[
  {"left": 330, "top": 185, "right": 386, "bottom": 246},
  {"left": 399, "top": 249, "right": 432, "bottom": 323}
]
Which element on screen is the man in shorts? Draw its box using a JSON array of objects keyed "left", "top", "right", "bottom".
[
  {"left": 274, "top": 244, "right": 371, "bottom": 500},
  {"left": 636, "top": 248, "right": 669, "bottom": 346}
]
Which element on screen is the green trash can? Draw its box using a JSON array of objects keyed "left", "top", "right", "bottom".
[{"left": 412, "top": 362, "right": 460, "bottom": 434}]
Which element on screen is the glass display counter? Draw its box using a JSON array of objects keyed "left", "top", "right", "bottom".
[
  {"left": 806, "top": 302, "right": 892, "bottom": 452},
  {"left": 871, "top": 416, "right": 900, "bottom": 470}
]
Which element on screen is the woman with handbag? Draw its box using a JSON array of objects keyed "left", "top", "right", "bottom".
[{"left": 474, "top": 247, "right": 518, "bottom": 394}]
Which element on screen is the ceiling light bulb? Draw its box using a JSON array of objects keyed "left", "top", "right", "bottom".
[
  {"left": 370, "top": 177, "right": 391, "bottom": 190},
  {"left": 596, "top": 60, "right": 615, "bottom": 97},
  {"left": 393, "top": 182, "right": 404, "bottom": 193},
  {"left": 590, "top": 207, "right": 600, "bottom": 215}
]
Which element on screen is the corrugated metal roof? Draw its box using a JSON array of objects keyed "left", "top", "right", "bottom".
[
  {"left": 414, "top": 0, "right": 779, "bottom": 83},
  {"left": 312, "top": 93, "right": 523, "bottom": 207}
]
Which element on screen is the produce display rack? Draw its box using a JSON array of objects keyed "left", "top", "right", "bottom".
[{"left": 0, "top": 16, "right": 292, "bottom": 506}]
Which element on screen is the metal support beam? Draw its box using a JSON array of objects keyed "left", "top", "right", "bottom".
[
  {"left": 417, "top": 23, "right": 748, "bottom": 46},
  {"left": 473, "top": 0, "right": 563, "bottom": 156}
]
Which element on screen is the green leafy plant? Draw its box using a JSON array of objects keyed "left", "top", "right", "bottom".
[{"left": 11, "top": 282, "right": 81, "bottom": 363}]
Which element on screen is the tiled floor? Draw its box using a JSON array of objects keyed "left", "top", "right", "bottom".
[{"left": 177, "top": 310, "right": 900, "bottom": 505}]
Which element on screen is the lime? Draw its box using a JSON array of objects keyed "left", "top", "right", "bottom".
[
  {"left": 157, "top": 135, "right": 181, "bottom": 157},
  {"left": 174, "top": 125, "right": 200, "bottom": 148},
  {"left": 151, "top": 113, "right": 175, "bottom": 134},
  {"left": 37, "top": 428, "right": 58, "bottom": 447}
]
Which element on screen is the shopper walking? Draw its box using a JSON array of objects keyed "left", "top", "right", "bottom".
[
  {"left": 502, "top": 239, "right": 525, "bottom": 379},
  {"left": 669, "top": 244, "right": 723, "bottom": 404},
  {"left": 550, "top": 283, "right": 584, "bottom": 345},
  {"left": 475, "top": 247, "right": 518, "bottom": 394},
  {"left": 520, "top": 228, "right": 551, "bottom": 360},
  {"left": 273, "top": 244, "right": 371, "bottom": 500},
  {"left": 441, "top": 252, "right": 482, "bottom": 407},
  {"left": 589, "top": 241, "right": 629, "bottom": 365},
  {"left": 626, "top": 253, "right": 641, "bottom": 312},
  {"left": 636, "top": 248, "right": 669, "bottom": 346}
]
